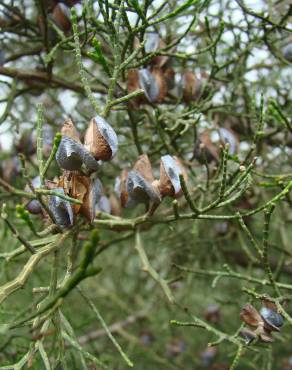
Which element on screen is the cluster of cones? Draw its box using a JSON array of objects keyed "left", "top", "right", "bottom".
[
  {"left": 24, "top": 116, "right": 188, "bottom": 228},
  {"left": 193, "top": 127, "right": 239, "bottom": 165},
  {"left": 240, "top": 300, "right": 284, "bottom": 343},
  {"left": 46, "top": 116, "right": 118, "bottom": 228},
  {"left": 115, "top": 154, "right": 187, "bottom": 214},
  {"left": 127, "top": 33, "right": 212, "bottom": 107}
]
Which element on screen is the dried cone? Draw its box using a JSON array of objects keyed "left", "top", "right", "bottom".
[
  {"left": 126, "top": 170, "right": 161, "bottom": 208},
  {"left": 128, "top": 68, "right": 167, "bottom": 107},
  {"left": 84, "top": 115, "right": 118, "bottom": 161},
  {"left": 133, "top": 154, "right": 155, "bottom": 183},
  {"left": 69, "top": 174, "right": 89, "bottom": 215},
  {"left": 56, "top": 119, "right": 99, "bottom": 172},
  {"left": 80, "top": 178, "right": 103, "bottom": 222},
  {"left": 144, "top": 33, "right": 168, "bottom": 67},
  {"left": 240, "top": 304, "right": 262, "bottom": 327},
  {"left": 26, "top": 199, "right": 42, "bottom": 215},
  {"left": 219, "top": 127, "right": 238, "bottom": 155},
  {"left": 132, "top": 155, "right": 161, "bottom": 212},
  {"left": 58, "top": 171, "right": 71, "bottom": 195},
  {"left": 118, "top": 169, "right": 129, "bottom": 208},
  {"left": 260, "top": 300, "right": 284, "bottom": 332},
  {"left": 56, "top": 136, "right": 99, "bottom": 172},
  {"left": 239, "top": 328, "right": 257, "bottom": 344},
  {"left": 61, "top": 118, "right": 81, "bottom": 142},
  {"left": 193, "top": 130, "right": 220, "bottom": 164},
  {"left": 204, "top": 304, "right": 221, "bottom": 324},
  {"left": 49, "top": 188, "right": 74, "bottom": 228},
  {"left": 259, "top": 331, "right": 274, "bottom": 343},
  {"left": 52, "top": 3, "right": 71, "bottom": 33},
  {"left": 116, "top": 158, "right": 161, "bottom": 210},
  {"left": 159, "top": 155, "right": 187, "bottom": 198},
  {"left": 134, "top": 33, "right": 169, "bottom": 68},
  {"left": 109, "top": 194, "right": 121, "bottom": 216},
  {"left": 138, "top": 68, "right": 159, "bottom": 102},
  {"left": 151, "top": 67, "right": 167, "bottom": 102},
  {"left": 181, "top": 71, "right": 202, "bottom": 103},
  {"left": 164, "top": 66, "right": 175, "bottom": 90},
  {"left": 240, "top": 303, "right": 274, "bottom": 343},
  {"left": 159, "top": 164, "right": 174, "bottom": 197},
  {"left": 128, "top": 69, "right": 144, "bottom": 107}
]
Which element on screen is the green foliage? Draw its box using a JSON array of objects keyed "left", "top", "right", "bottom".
[{"left": 0, "top": 0, "right": 291, "bottom": 369}]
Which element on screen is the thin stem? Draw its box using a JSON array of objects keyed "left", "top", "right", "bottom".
[
  {"left": 78, "top": 288, "right": 134, "bottom": 368},
  {"left": 1, "top": 204, "right": 36, "bottom": 254},
  {"left": 37, "top": 103, "right": 44, "bottom": 186},
  {"left": 135, "top": 230, "right": 174, "bottom": 303},
  {"left": 262, "top": 204, "right": 280, "bottom": 296}
]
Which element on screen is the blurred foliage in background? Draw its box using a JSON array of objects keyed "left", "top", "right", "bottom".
[{"left": 0, "top": 0, "right": 292, "bottom": 369}]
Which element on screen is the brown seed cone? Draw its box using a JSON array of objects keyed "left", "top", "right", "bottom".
[
  {"left": 151, "top": 67, "right": 167, "bottom": 103},
  {"left": 133, "top": 154, "right": 155, "bottom": 183},
  {"left": 109, "top": 194, "right": 121, "bottom": 216},
  {"left": 127, "top": 68, "right": 167, "bottom": 106},
  {"left": 262, "top": 299, "right": 278, "bottom": 311},
  {"left": 127, "top": 69, "right": 145, "bottom": 108},
  {"left": 240, "top": 304, "right": 262, "bottom": 327},
  {"left": 255, "top": 326, "right": 274, "bottom": 343},
  {"left": 57, "top": 173, "right": 70, "bottom": 194},
  {"left": 258, "top": 329, "right": 274, "bottom": 343},
  {"left": 239, "top": 327, "right": 257, "bottom": 344},
  {"left": 134, "top": 36, "right": 168, "bottom": 68},
  {"left": 120, "top": 169, "right": 129, "bottom": 208},
  {"left": 151, "top": 179, "right": 161, "bottom": 196},
  {"left": 57, "top": 172, "right": 89, "bottom": 215},
  {"left": 194, "top": 130, "right": 220, "bottom": 164},
  {"left": 204, "top": 305, "right": 221, "bottom": 324},
  {"left": 182, "top": 71, "right": 202, "bottom": 103},
  {"left": 52, "top": 3, "right": 71, "bottom": 33},
  {"left": 80, "top": 178, "right": 97, "bottom": 222},
  {"left": 260, "top": 300, "right": 284, "bottom": 332},
  {"left": 70, "top": 174, "right": 89, "bottom": 215},
  {"left": 164, "top": 66, "right": 175, "bottom": 90},
  {"left": 159, "top": 156, "right": 187, "bottom": 198},
  {"left": 61, "top": 118, "right": 81, "bottom": 142},
  {"left": 84, "top": 118, "right": 112, "bottom": 161},
  {"left": 159, "top": 163, "right": 175, "bottom": 197}
]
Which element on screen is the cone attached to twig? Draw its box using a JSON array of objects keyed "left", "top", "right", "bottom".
[
  {"left": 51, "top": 3, "right": 71, "bottom": 33},
  {"left": 128, "top": 67, "right": 167, "bottom": 107},
  {"left": 158, "top": 155, "right": 187, "bottom": 198},
  {"left": 84, "top": 115, "right": 118, "bottom": 161},
  {"left": 115, "top": 155, "right": 161, "bottom": 209},
  {"left": 240, "top": 302, "right": 284, "bottom": 343}
]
